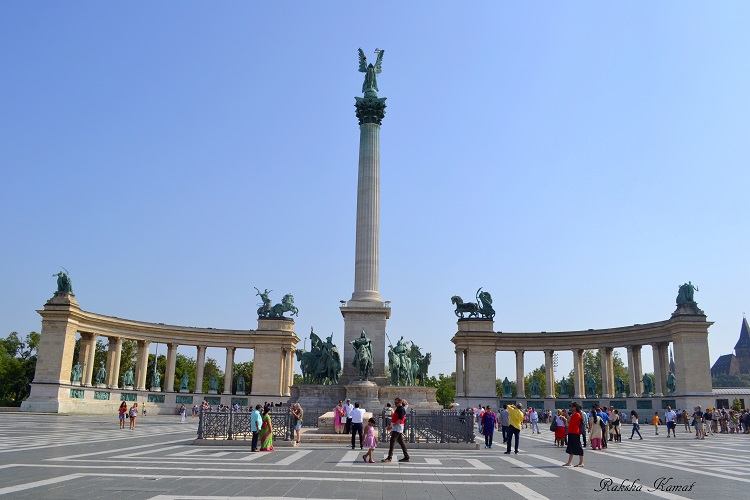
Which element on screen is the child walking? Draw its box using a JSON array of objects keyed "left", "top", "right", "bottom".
[
  {"left": 362, "top": 418, "right": 377, "bottom": 463},
  {"left": 653, "top": 412, "right": 659, "bottom": 435}
]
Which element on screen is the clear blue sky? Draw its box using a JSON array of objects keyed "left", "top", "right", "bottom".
[{"left": 1, "top": 2, "right": 748, "bottom": 382}]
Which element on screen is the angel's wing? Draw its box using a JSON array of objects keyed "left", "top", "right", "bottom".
[
  {"left": 358, "top": 48, "right": 367, "bottom": 73},
  {"left": 374, "top": 49, "right": 384, "bottom": 74}
]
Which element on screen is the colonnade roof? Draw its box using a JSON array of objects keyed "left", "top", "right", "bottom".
[
  {"left": 453, "top": 314, "right": 712, "bottom": 351},
  {"left": 39, "top": 306, "right": 298, "bottom": 349}
]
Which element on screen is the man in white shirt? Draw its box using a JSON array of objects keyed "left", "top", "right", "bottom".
[
  {"left": 350, "top": 402, "right": 366, "bottom": 450},
  {"left": 344, "top": 399, "right": 354, "bottom": 434},
  {"left": 664, "top": 406, "right": 677, "bottom": 438},
  {"left": 529, "top": 407, "right": 540, "bottom": 434}
]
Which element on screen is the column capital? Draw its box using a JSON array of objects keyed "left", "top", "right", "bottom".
[
  {"left": 355, "top": 96, "right": 387, "bottom": 125},
  {"left": 515, "top": 349, "right": 525, "bottom": 355}
]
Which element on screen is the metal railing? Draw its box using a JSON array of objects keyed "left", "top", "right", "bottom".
[
  {"left": 197, "top": 408, "right": 294, "bottom": 441},
  {"left": 378, "top": 409, "right": 475, "bottom": 444}
]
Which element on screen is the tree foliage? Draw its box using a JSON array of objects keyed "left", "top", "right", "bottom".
[
  {"left": 0, "top": 332, "right": 39, "bottom": 404},
  {"left": 424, "top": 372, "right": 455, "bottom": 408}
]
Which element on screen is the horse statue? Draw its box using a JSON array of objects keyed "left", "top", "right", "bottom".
[
  {"left": 296, "top": 349, "right": 315, "bottom": 383},
  {"left": 451, "top": 295, "right": 480, "bottom": 318},
  {"left": 351, "top": 330, "right": 373, "bottom": 381},
  {"left": 269, "top": 293, "right": 299, "bottom": 318},
  {"left": 417, "top": 352, "right": 431, "bottom": 385},
  {"left": 255, "top": 287, "right": 272, "bottom": 318}
]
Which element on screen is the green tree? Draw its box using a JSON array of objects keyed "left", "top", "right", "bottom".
[
  {"left": 0, "top": 332, "right": 40, "bottom": 404},
  {"left": 233, "top": 361, "right": 253, "bottom": 394},
  {"left": 524, "top": 365, "right": 546, "bottom": 397},
  {"left": 174, "top": 354, "right": 196, "bottom": 392},
  {"left": 424, "top": 372, "right": 455, "bottom": 408},
  {"left": 202, "top": 357, "right": 224, "bottom": 393}
]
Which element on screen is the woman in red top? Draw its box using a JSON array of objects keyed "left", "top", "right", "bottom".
[
  {"left": 118, "top": 401, "right": 128, "bottom": 429},
  {"left": 563, "top": 402, "right": 584, "bottom": 467}
]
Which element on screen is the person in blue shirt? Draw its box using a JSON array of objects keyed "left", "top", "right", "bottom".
[{"left": 250, "top": 404, "right": 263, "bottom": 452}]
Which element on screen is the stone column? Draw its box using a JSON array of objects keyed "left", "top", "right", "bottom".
[
  {"left": 223, "top": 347, "right": 235, "bottom": 394},
  {"left": 82, "top": 333, "right": 98, "bottom": 387},
  {"left": 285, "top": 349, "right": 294, "bottom": 396},
  {"left": 573, "top": 349, "right": 584, "bottom": 398},
  {"left": 455, "top": 348, "right": 465, "bottom": 397},
  {"left": 599, "top": 347, "right": 611, "bottom": 398},
  {"left": 279, "top": 349, "right": 287, "bottom": 396},
  {"left": 604, "top": 348, "right": 615, "bottom": 397},
  {"left": 515, "top": 350, "right": 525, "bottom": 398},
  {"left": 634, "top": 346, "right": 644, "bottom": 396},
  {"left": 658, "top": 343, "right": 670, "bottom": 395},
  {"left": 544, "top": 350, "right": 555, "bottom": 398},
  {"left": 194, "top": 345, "right": 206, "bottom": 394},
  {"left": 651, "top": 344, "right": 663, "bottom": 397},
  {"left": 107, "top": 337, "right": 122, "bottom": 388},
  {"left": 626, "top": 345, "right": 636, "bottom": 397},
  {"left": 135, "top": 340, "right": 151, "bottom": 391},
  {"left": 165, "top": 343, "right": 178, "bottom": 392}
]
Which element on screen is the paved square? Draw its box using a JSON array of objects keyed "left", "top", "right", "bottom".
[{"left": 0, "top": 414, "right": 746, "bottom": 499}]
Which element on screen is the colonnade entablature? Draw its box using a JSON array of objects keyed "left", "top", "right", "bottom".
[
  {"left": 452, "top": 311, "right": 713, "bottom": 409},
  {"left": 22, "top": 292, "right": 299, "bottom": 413}
]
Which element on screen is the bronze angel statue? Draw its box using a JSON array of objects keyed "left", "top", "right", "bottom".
[{"left": 358, "top": 48, "right": 384, "bottom": 98}]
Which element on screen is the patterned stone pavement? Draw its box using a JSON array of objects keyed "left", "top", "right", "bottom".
[{"left": 0, "top": 414, "right": 747, "bottom": 499}]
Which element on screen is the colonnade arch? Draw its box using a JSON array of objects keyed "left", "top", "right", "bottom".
[
  {"left": 22, "top": 291, "right": 299, "bottom": 413},
  {"left": 452, "top": 309, "right": 713, "bottom": 411}
]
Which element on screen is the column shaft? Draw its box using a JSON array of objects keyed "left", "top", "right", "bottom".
[
  {"left": 658, "top": 343, "right": 670, "bottom": 395},
  {"left": 351, "top": 122, "right": 382, "bottom": 301},
  {"left": 285, "top": 349, "right": 294, "bottom": 396},
  {"left": 626, "top": 346, "right": 637, "bottom": 397},
  {"left": 194, "top": 345, "right": 206, "bottom": 394},
  {"left": 135, "top": 340, "right": 151, "bottom": 391},
  {"left": 107, "top": 338, "right": 122, "bottom": 388},
  {"left": 544, "top": 350, "right": 555, "bottom": 398},
  {"left": 515, "top": 350, "right": 525, "bottom": 398},
  {"left": 223, "top": 347, "right": 235, "bottom": 394},
  {"left": 599, "top": 347, "right": 612, "bottom": 398},
  {"left": 165, "top": 343, "right": 177, "bottom": 392},
  {"left": 606, "top": 349, "right": 615, "bottom": 396},
  {"left": 455, "top": 349, "right": 464, "bottom": 397},
  {"left": 83, "top": 333, "right": 97, "bottom": 387},
  {"left": 652, "top": 344, "right": 663, "bottom": 396},
  {"left": 573, "top": 349, "right": 584, "bottom": 398},
  {"left": 634, "top": 346, "right": 643, "bottom": 396}
]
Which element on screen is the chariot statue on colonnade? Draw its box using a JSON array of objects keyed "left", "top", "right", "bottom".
[
  {"left": 255, "top": 287, "right": 299, "bottom": 318},
  {"left": 451, "top": 288, "right": 495, "bottom": 319},
  {"left": 53, "top": 268, "right": 73, "bottom": 294}
]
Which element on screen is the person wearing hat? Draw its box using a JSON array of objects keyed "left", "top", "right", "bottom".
[
  {"left": 691, "top": 406, "right": 705, "bottom": 439},
  {"left": 344, "top": 399, "right": 354, "bottom": 434}
]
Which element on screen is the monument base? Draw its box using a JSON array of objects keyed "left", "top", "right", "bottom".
[
  {"left": 345, "top": 381, "right": 381, "bottom": 411},
  {"left": 289, "top": 383, "right": 441, "bottom": 411},
  {"left": 95, "top": 384, "right": 106, "bottom": 389},
  {"left": 235, "top": 391, "right": 246, "bottom": 396},
  {"left": 151, "top": 388, "right": 161, "bottom": 392},
  {"left": 180, "top": 389, "right": 190, "bottom": 393},
  {"left": 123, "top": 385, "right": 134, "bottom": 390},
  {"left": 208, "top": 390, "right": 217, "bottom": 395}
]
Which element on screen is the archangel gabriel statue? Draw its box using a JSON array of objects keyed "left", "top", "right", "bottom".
[{"left": 358, "top": 48, "right": 384, "bottom": 98}]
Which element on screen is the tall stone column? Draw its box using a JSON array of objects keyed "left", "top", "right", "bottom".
[
  {"left": 285, "top": 349, "right": 294, "bottom": 396},
  {"left": 107, "top": 337, "right": 122, "bottom": 388},
  {"left": 606, "top": 349, "right": 615, "bottom": 397},
  {"left": 194, "top": 345, "right": 206, "bottom": 394},
  {"left": 515, "top": 350, "right": 525, "bottom": 398},
  {"left": 544, "top": 350, "right": 556, "bottom": 398},
  {"left": 340, "top": 89, "right": 390, "bottom": 382},
  {"left": 626, "top": 345, "right": 636, "bottom": 397},
  {"left": 224, "top": 347, "right": 235, "bottom": 395},
  {"left": 658, "top": 343, "right": 670, "bottom": 395},
  {"left": 165, "top": 343, "right": 178, "bottom": 392},
  {"left": 651, "top": 344, "right": 663, "bottom": 396},
  {"left": 455, "top": 348, "right": 465, "bottom": 397},
  {"left": 634, "top": 346, "right": 644, "bottom": 396},
  {"left": 82, "top": 333, "right": 97, "bottom": 387},
  {"left": 573, "top": 349, "right": 584, "bottom": 398},
  {"left": 599, "top": 347, "right": 611, "bottom": 398},
  {"left": 135, "top": 340, "right": 151, "bottom": 391}
]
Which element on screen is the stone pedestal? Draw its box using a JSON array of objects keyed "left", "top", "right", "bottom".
[
  {"left": 95, "top": 383, "right": 106, "bottom": 389},
  {"left": 251, "top": 318, "right": 299, "bottom": 398},
  {"left": 451, "top": 318, "right": 496, "bottom": 408},
  {"left": 179, "top": 389, "right": 189, "bottom": 393},
  {"left": 123, "top": 385, "right": 134, "bottom": 390},
  {"left": 235, "top": 391, "right": 246, "bottom": 396},
  {"left": 151, "top": 387, "right": 161, "bottom": 392},
  {"left": 345, "top": 381, "right": 381, "bottom": 411},
  {"left": 340, "top": 303, "right": 390, "bottom": 382},
  {"left": 208, "top": 390, "right": 218, "bottom": 395}
]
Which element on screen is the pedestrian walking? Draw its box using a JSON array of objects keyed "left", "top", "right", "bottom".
[
  {"left": 334, "top": 401, "right": 346, "bottom": 434},
  {"left": 553, "top": 409, "right": 567, "bottom": 447},
  {"left": 344, "top": 399, "right": 354, "bottom": 434},
  {"left": 563, "top": 402, "right": 584, "bottom": 467},
  {"left": 504, "top": 403, "right": 523, "bottom": 455},
  {"left": 129, "top": 403, "right": 138, "bottom": 429},
  {"left": 362, "top": 417, "right": 377, "bottom": 463},
  {"left": 481, "top": 405, "right": 497, "bottom": 448},
  {"left": 652, "top": 412, "right": 659, "bottom": 435},
  {"left": 529, "top": 407, "right": 540, "bottom": 434},
  {"left": 260, "top": 407, "right": 274, "bottom": 451},
  {"left": 382, "top": 397, "right": 410, "bottom": 463},
  {"left": 589, "top": 407, "right": 603, "bottom": 450},
  {"left": 118, "top": 401, "right": 128, "bottom": 429},
  {"left": 691, "top": 406, "right": 705, "bottom": 439},
  {"left": 350, "top": 402, "right": 365, "bottom": 450},
  {"left": 291, "top": 403, "right": 303, "bottom": 444},
  {"left": 664, "top": 406, "right": 676, "bottom": 437},
  {"left": 611, "top": 410, "right": 622, "bottom": 442},
  {"left": 499, "top": 405, "right": 510, "bottom": 444},
  {"left": 250, "top": 404, "right": 262, "bottom": 452},
  {"left": 629, "top": 410, "right": 642, "bottom": 439},
  {"left": 180, "top": 404, "right": 186, "bottom": 423}
]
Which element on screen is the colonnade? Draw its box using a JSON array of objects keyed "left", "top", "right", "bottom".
[
  {"left": 23, "top": 292, "right": 300, "bottom": 412},
  {"left": 452, "top": 311, "right": 713, "bottom": 408}
]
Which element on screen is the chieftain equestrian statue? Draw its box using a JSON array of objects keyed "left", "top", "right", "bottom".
[
  {"left": 451, "top": 288, "right": 495, "bottom": 319},
  {"left": 296, "top": 328, "right": 341, "bottom": 385}
]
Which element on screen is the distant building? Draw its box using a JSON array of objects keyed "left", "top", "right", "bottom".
[{"left": 711, "top": 317, "right": 750, "bottom": 377}]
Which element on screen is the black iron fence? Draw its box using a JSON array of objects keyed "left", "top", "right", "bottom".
[
  {"left": 378, "top": 409, "right": 475, "bottom": 444},
  {"left": 197, "top": 408, "right": 294, "bottom": 441},
  {"left": 197, "top": 407, "right": 476, "bottom": 444}
]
